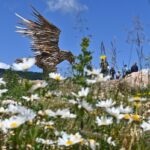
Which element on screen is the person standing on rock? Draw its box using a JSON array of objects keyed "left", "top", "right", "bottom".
[
  {"left": 100, "top": 55, "right": 109, "bottom": 76},
  {"left": 131, "top": 62, "right": 138, "bottom": 73},
  {"left": 116, "top": 71, "right": 121, "bottom": 79},
  {"left": 110, "top": 66, "right": 116, "bottom": 80}
]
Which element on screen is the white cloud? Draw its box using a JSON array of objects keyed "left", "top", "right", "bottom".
[
  {"left": 47, "top": 0, "right": 88, "bottom": 13},
  {"left": 0, "top": 62, "right": 10, "bottom": 69}
]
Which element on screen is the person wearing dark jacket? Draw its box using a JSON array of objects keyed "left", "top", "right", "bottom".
[
  {"left": 110, "top": 67, "right": 116, "bottom": 79},
  {"left": 131, "top": 63, "right": 138, "bottom": 73}
]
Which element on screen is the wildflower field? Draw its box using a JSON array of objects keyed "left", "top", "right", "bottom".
[{"left": 0, "top": 38, "right": 150, "bottom": 150}]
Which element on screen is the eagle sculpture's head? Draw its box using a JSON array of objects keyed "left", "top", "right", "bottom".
[{"left": 67, "top": 51, "right": 75, "bottom": 64}]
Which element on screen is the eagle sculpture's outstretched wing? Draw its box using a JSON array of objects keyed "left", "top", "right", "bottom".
[
  {"left": 16, "top": 7, "right": 61, "bottom": 54},
  {"left": 15, "top": 7, "right": 74, "bottom": 75}
]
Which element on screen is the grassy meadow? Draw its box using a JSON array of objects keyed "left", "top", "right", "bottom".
[{"left": 0, "top": 38, "right": 150, "bottom": 150}]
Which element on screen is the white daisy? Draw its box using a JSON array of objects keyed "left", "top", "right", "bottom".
[
  {"left": 36, "top": 138, "right": 55, "bottom": 145},
  {"left": 58, "top": 132, "right": 83, "bottom": 146},
  {"left": 68, "top": 99, "right": 78, "bottom": 105},
  {"left": 79, "top": 100, "right": 93, "bottom": 112},
  {"left": 89, "top": 139, "right": 96, "bottom": 150},
  {"left": 141, "top": 121, "right": 150, "bottom": 131},
  {"left": 44, "top": 109, "right": 56, "bottom": 117},
  {"left": 96, "top": 99, "right": 116, "bottom": 108},
  {"left": 86, "top": 74, "right": 110, "bottom": 84},
  {"left": 107, "top": 137, "right": 116, "bottom": 146},
  {"left": 29, "top": 81, "right": 48, "bottom": 92},
  {"left": 96, "top": 116, "right": 113, "bottom": 126},
  {"left": 45, "top": 109, "right": 76, "bottom": 119},
  {"left": 0, "top": 78, "right": 6, "bottom": 85},
  {"left": 95, "top": 74, "right": 104, "bottom": 82},
  {"left": 84, "top": 68, "right": 101, "bottom": 76},
  {"left": 57, "top": 109, "right": 76, "bottom": 119},
  {"left": 69, "top": 99, "right": 93, "bottom": 112},
  {"left": 49, "top": 73, "right": 65, "bottom": 81},
  {"left": 4, "top": 104, "right": 36, "bottom": 121},
  {"left": 72, "top": 88, "right": 89, "bottom": 98},
  {"left": 1, "top": 116, "right": 26, "bottom": 130},
  {"left": 86, "top": 79, "right": 97, "bottom": 84},
  {"left": 0, "top": 104, "right": 36, "bottom": 132},
  {"left": 22, "top": 94, "right": 40, "bottom": 102},
  {"left": 106, "top": 107, "right": 123, "bottom": 120},
  {"left": 117, "top": 104, "right": 133, "bottom": 114}
]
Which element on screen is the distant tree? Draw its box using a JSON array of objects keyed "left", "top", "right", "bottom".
[{"left": 73, "top": 37, "right": 93, "bottom": 86}]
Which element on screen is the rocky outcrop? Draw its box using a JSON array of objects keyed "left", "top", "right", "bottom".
[
  {"left": 98, "top": 69, "right": 149, "bottom": 94},
  {"left": 123, "top": 69, "right": 150, "bottom": 88}
]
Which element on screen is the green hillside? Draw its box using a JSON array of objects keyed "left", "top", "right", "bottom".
[{"left": 0, "top": 69, "right": 43, "bottom": 80}]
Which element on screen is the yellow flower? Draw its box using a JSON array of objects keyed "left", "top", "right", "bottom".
[
  {"left": 45, "top": 125, "right": 54, "bottom": 129},
  {"left": 55, "top": 75, "right": 61, "bottom": 81},
  {"left": 100, "top": 55, "right": 107, "bottom": 60},
  {"left": 10, "top": 122, "right": 18, "bottom": 128},
  {"left": 66, "top": 140, "right": 73, "bottom": 146},
  {"left": 133, "top": 102, "right": 142, "bottom": 108},
  {"left": 131, "top": 114, "right": 141, "bottom": 122},
  {"left": 123, "top": 114, "right": 131, "bottom": 120},
  {"left": 133, "top": 96, "right": 141, "bottom": 101}
]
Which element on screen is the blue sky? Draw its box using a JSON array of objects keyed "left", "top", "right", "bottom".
[{"left": 0, "top": 0, "right": 150, "bottom": 72}]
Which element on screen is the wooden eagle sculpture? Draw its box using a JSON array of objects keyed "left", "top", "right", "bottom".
[{"left": 16, "top": 7, "right": 74, "bottom": 74}]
